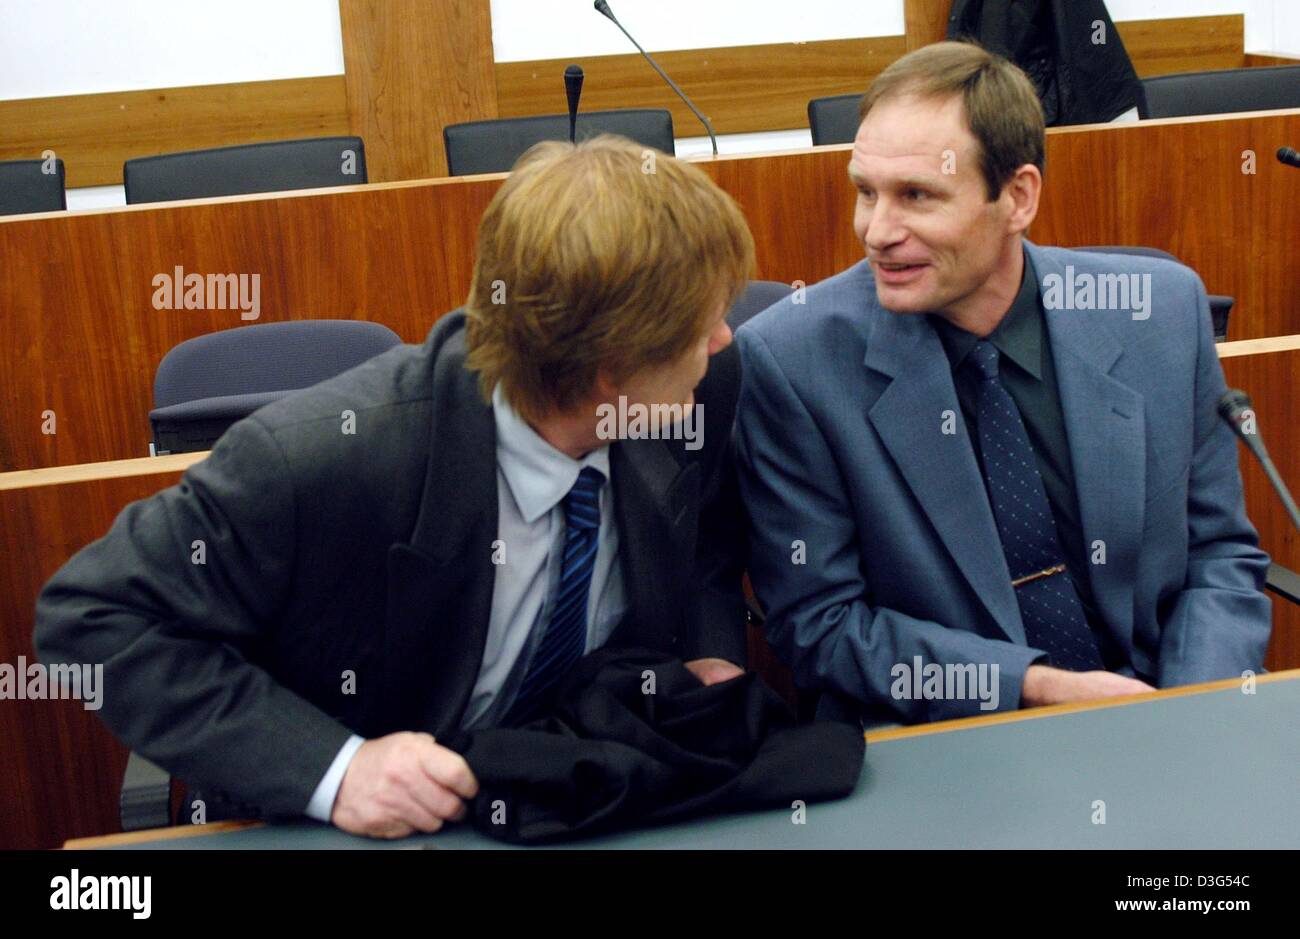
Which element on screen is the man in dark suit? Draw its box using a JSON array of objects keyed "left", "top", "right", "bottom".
[
  {"left": 736, "top": 43, "right": 1271, "bottom": 726},
  {"left": 35, "top": 135, "right": 756, "bottom": 837}
]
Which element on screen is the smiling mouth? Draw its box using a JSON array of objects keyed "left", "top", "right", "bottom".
[{"left": 875, "top": 261, "right": 927, "bottom": 271}]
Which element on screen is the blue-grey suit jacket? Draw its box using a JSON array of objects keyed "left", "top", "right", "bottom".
[{"left": 736, "top": 241, "right": 1271, "bottom": 724}]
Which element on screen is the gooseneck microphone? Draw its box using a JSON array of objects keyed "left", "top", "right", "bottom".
[
  {"left": 1277, "top": 146, "right": 1300, "bottom": 169},
  {"left": 565, "top": 64, "right": 585, "bottom": 143},
  {"left": 593, "top": 0, "right": 718, "bottom": 156},
  {"left": 1219, "top": 388, "right": 1300, "bottom": 533}
]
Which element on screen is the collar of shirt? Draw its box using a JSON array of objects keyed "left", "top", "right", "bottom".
[
  {"left": 492, "top": 384, "right": 612, "bottom": 525},
  {"left": 928, "top": 246, "right": 1044, "bottom": 382}
]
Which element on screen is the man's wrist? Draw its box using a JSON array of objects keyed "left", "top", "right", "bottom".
[{"left": 304, "top": 734, "right": 365, "bottom": 822}]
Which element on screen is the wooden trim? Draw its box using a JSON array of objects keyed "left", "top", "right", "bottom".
[
  {"left": 1245, "top": 52, "right": 1300, "bottom": 68},
  {"left": 495, "top": 36, "right": 907, "bottom": 138},
  {"left": 1215, "top": 334, "right": 1300, "bottom": 359},
  {"left": 1117, "top": 14, "right": 1245, "bottom": 78},
  {"left": 64, "top": 819, "right": 262, "bottom": 850},
  {"left": 339, "top": 0, "right": 498, "bottom": 181},
  {"left": 905, "top": 0, "right": 952, "bottom": 52},
  {"left": 865, "top": 669, "right": 1299, "bottom": 744},
  {"left": 0, "top": 76, "right": 349, "bottom": 189},
  {"left": 0, "top": 452, "right": 206, "bottom": 492},
  {"left": 1046, "top": 105, "right": 1300, "bottom": 134}
]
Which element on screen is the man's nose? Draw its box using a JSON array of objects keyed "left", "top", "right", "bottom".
[{"left": 865, "top": 197, "right": 906, "bottom": 252}]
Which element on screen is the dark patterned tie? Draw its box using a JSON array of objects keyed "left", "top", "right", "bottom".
[
  {"left": 507, "top": 466, "right": 605, "bottom": 723},
  {"left": 966, "top": 341, "right": 1104, "bottom": 671}
]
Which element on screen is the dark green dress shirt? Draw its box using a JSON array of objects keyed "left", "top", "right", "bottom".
[{"left": 928, "top": 249, "right": 1124, "bottom": 670}]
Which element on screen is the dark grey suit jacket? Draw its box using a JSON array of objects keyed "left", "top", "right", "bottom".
[{"left": 34, "top": 312, "right": 748, "bottom": 818}]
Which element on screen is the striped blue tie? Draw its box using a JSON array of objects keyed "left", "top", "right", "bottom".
[
  {"left": 507, "top": 466, "right": 605, "bottom": 723},
  {"left": 967, "top": 341, "right": 1105, "bottom": 672}
]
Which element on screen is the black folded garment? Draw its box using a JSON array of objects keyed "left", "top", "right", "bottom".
[{"left": 442, "top": 647, "right": 865, "bottom": 844}]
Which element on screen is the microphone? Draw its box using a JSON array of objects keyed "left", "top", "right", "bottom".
[
  {"left": 565, "top": 64, "right": 584, "bottom": 144},
  {"left": 593, "top": 0, "right": 718, "bottom": 156},
  {"left": 1276, "top": 146, "right": 1300, "bottom": 168},
  {"left": 1218, "top": 389, "right": 1300, "bottom": 534}
]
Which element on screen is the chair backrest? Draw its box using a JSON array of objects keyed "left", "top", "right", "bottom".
[
  {"left": 124, "top": 136, "right": 367, "bottom": 204},
  {"left": 443, "top": 109, "right": 675, "bottom": 176},
  {"left": 1139, "top": 65, "right": 1300, "bottom": 119},
  {"left": 150, "top": 319, "right": 402, "bottom": 453},
  {"left": 727, "top": 280, "right": 795, "bottom": 331},
  {"left": 0, "top": 158, "right": 67, "bottom": 215},
  {"left": 807, "top": 94, "right": 862, "bottom": 146},
  {"left": 1072, "top": 245, "right": 1232, "bottom": 340}
]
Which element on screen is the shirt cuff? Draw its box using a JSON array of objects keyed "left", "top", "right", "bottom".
[{"left": 304, "top": 734, "right": 365, "bottom": 822}]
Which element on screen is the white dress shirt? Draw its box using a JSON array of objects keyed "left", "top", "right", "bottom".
[{"left": 304, "top": 383, "right": 626, "bottom": 821}]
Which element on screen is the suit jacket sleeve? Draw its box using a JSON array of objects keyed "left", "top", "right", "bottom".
[
  {"left": 1156, "top": 274, "right": 1272, "bottom": 686},
  {"left": 683, "top": 347, "right": 749, "bottom": 666},
  {"left": 736, "top": 328, "right": 1043, "bottom": 723},
  {"left": 33, "top": 416, "right": 354, "bottom": 818}
]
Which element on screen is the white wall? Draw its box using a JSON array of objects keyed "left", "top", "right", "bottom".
[
  {"left": 490, "top": 0, "right": 903, "bottom": 61},
  {"left": 0, "top": 0, "right": 345, "bottom": 101},
  {"left": 6, "top": 0, "right": 1297, "bottom": 103},
  {"left": 4, "top": 0, "right": 1299, "bottom": 207}
]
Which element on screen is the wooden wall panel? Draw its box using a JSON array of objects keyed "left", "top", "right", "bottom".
[
  {"left": 1031, "top": 109, "right": 1300, "bottom": 343},
  {"left": 0, "top": 455, "right": 200, "bottom": 850},
  {"left": 0, "top": 177, "right": 502, "bottom": 471},
  {"left": 1245, "top": 53, "right": 1300, "bottom": 68},
  {"left": 0, "top": 13, "right": 1248, "bottom": 187},
  {"left": 1221, "top": 346, "right": 1300, "bottom": 673},
  {"left": 495, "top": 15, "right": 1246, "bottom": 139},
  {"left": 4, "top": 110, "right": 1300, "bottom": 472},
  {"left": 495, "top": 37, "right": 907, "bottom": 138},
  {"left": 905, "top": 0, "right": 952, "bottom": 52},
  {"left": 1117, "top": 15, "right": 1245, "bottom": 77},
  {"left": 0, "top": 76, "right": 350, "bottom": 189},
  {"left": 339, "top": 0, "right": 498, "bottom": 181}
]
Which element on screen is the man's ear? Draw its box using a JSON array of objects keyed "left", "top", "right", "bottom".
[
  {"left": 1003, "top": 163, "right": 1042, "bottom": 235},
  {"left": 592, "top": 368, "right": 619, "bottom": 402}
]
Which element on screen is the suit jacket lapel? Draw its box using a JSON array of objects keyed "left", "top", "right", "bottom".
[
  {"left": 1031, "top": 246, "right": 1145, "bottom": 654},
  {"left": 610, "top": 437, "right": 699, "bottom": 650},
  {"left": 384, "top": 340, "right": 498, "bottom": 736},
  {"left": 864, "top": 312, "right": 1026, "bottom": 644}
]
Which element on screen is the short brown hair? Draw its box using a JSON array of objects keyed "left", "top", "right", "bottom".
[
  {"left": 858, "top": 41, "right": 1045, "bottom": 201},
  {"left": 463, "top": 135, "right": 755, "bottom": 424}
]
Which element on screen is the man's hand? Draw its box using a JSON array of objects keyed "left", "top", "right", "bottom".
[
  {"left": 331, "top": 732, "right": 478, "bottom": 839},
  {"left": 1021, "top": 664, "right": 1155, "bottom": 708},
  {"left": 684, "top": 657, "right": 745, "bottom": 686}
]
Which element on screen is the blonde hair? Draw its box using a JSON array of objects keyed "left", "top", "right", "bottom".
[{"left": 464, "top": 135, "right": 755, "bottom": 424}]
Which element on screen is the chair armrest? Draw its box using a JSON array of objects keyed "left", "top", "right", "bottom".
[
  {"left": 120, "top": 751, "right": 172, "bottom": 832},
  {"left": 1265, "top": 562, "right": 1300, "bottom": 606}
]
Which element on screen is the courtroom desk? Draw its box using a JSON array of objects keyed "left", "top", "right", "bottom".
[
  {"left": 67, "top": 671, "right": 1300, "bottom": 850},
  {"left": 8, "top": 336, "right": 1300, "bottom": 849},
  {"left": 0, "top": 452, "right": 206, "bottom": 851},
  {"left": 6, "top": 107, "right": 1300, "bottom": 473}
]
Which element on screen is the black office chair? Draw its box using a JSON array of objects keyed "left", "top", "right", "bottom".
[
  {"left": 149, "top": 319, "right": 402, "bottom": 455},
  {"left": 1139, "top": 65, "right": 1300, "bottom": 119},
  {"left": 443, "top": 109, "right": 674, "bottom": 176},
  {"left": 727, "top": 280, "right": 795, "bottom": 331},
  {"left": 0, "top": 158, "right": 67, "bottom": 215},
  {"left": 124, "top": 136, "right": 367, "bottom": 204},
  {"left": 807, "top": 93, "right": 862, "bottom": 146},
  {"left": 1074, "top": 245, "right": 1234, "bottom": 341}
]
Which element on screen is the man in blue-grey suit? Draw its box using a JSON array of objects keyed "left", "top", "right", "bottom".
[{"left": 736, "top": 42, "right": 1271, "bottom": 725}]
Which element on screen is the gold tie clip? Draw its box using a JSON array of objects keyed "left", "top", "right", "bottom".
[{"left": 1011, "top": 563, "right": 1067, "bottom": 588}]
